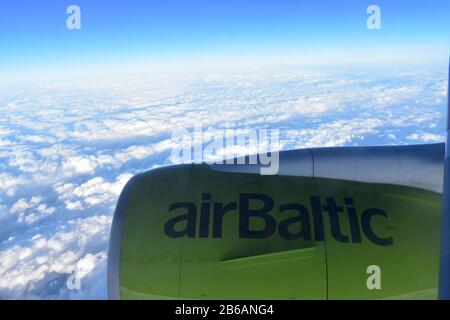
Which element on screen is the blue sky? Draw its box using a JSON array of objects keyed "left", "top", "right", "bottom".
[{"left": 0, "top": 0, "right": 449, "bottom": 82}]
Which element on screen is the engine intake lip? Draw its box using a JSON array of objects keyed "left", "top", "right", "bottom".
[{"left": 107, "top": 173, "right": 141, "bottom": 300}]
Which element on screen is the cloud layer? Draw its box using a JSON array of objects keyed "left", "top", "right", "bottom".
[{"left": 0, "top": 68, "right": 447, "bottom": 299}]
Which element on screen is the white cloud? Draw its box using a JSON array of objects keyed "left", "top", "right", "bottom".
[
  {"left": 0, "top": 67, "right": 446, "bottom": 299},
  {"left": 407, "top": 132, "right": 444, "bottom": 142},
  {"left": 9, "top": 199, "right": 29, "bottom": 215},
  {"left": 62, "top": 157, "right": 97, "bottom": 177}
]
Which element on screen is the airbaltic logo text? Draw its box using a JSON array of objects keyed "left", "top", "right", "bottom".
[{"left": 164, "top": 194, "right": 394, "bottom": 246}]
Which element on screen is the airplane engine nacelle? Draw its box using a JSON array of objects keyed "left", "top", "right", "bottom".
[{"left": 108, "top": 144, "right": 444, "bottom": 300}]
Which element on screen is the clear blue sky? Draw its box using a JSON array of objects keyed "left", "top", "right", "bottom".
[{"left": 0, "top": 0, "right": 449, "bottom": 82}]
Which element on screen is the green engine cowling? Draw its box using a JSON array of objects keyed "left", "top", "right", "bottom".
[{"left": 108, "top": 148, "right": 443, "bottom": 299}]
